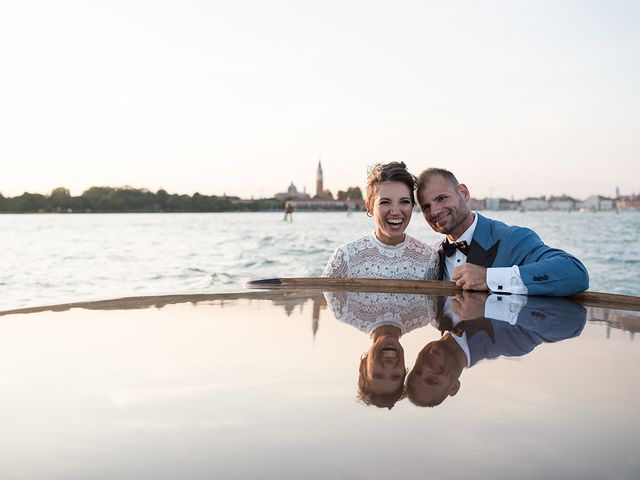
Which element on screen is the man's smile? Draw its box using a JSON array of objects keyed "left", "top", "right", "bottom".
[{"left": 431, "top": 211, "right": 450, "bottom": 227}]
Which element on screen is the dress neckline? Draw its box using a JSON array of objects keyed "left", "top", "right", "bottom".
[{"left": 369, "top": 232, "right": 408, "bottom": 249}]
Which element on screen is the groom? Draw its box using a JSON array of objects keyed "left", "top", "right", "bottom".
[{"left": 416, "top": 168, "right": 589, "bottom": 296}]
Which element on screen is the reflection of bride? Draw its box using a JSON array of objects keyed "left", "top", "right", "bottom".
[
  {"left": 325, "top": 291, "right": 437, "bottom": 409},
  {"left": 324, "top": 291, "right": 436, "bottom": 336}
]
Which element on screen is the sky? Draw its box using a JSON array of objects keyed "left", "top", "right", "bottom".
[{"left": 1, "top": 0, "right": 639, "bottom": 200}]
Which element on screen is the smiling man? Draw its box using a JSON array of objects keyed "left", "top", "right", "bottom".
[{"left": 415, "top": 168, "right": 589, "bottom": 296}]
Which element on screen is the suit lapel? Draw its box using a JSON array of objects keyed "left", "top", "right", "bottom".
[
  {"left": 437, "top": 213, "right": 498, "bottom": 275},
  {"left": 467, "top": 213, "right": 499, "bottom": 268},
  {"left": 457, "top": 318, "right": 496, "bottom": 342},
  {"left": 467, "top": 239, "right": 499, "bottom": 267}
]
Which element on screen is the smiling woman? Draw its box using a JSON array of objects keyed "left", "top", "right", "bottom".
[
  {"left": 322, "top": 162, "right": 440, "bottom": 280},
  {"left": 371, "top": 181, "right": 415, "bottom": 246},
  {"left": 364, "top": 162, "right": 417, "bottom": 246}
]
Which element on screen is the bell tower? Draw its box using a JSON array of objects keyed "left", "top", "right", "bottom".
[{"left": 316, "top": 159, "right": 323, "bottom": 198}]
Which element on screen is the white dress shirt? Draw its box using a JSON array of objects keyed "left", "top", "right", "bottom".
[
  {"left": 442, "top": 294, "right": 528, "bottom": 367},
  {"left": 442, "top": 213, "right": 528, "bottom": 295}
]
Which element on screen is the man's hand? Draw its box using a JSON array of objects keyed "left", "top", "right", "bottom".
[
  {"left": 450, "top": 291, "right": 489, "bottom": 320},
  {"left": 451, "top": 263, "right": 488, "bottom": 291}
]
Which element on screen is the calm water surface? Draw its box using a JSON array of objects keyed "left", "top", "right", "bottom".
[
  {"left": 0, "top": 290, "right": 638, "bottom": 479},
  {"left": 1, "top": 211, "right": 639, "bottom": 310}
]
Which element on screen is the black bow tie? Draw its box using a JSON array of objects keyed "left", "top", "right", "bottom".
[
  {"left": 442, "top": 240, "right": 469, "bottom": 257},
  {"left": 439, "top": 316, "right": 496, "bottom": 343},
  {"left": 453, "top": 319, "right": 496, "bottom": 342}
]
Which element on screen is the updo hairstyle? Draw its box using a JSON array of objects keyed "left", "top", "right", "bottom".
[{"left": 365, "top": 162, "right": 416, "bottom": 215}]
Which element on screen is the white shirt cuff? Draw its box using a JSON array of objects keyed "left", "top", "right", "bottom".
[
  {"left": 487, "top": 266, "right": 528, "bottom": 295},
  {"left": 484, "top": 294, "right": 528, "bottom": 324}
]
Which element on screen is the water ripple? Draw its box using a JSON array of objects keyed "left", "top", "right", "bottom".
[{"left": 1, "top": 211, "right": 639, "bottom": 310}]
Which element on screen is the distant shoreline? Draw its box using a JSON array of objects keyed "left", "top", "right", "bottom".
[
  {"left": 0, "top": 186, "right": 365, "bottom": 214},
  {"left": 2, "top": 185, "right": 638, "bottom": 213},
  {"left": 1, "top": 209, "right": 637, "bottom": 215}
]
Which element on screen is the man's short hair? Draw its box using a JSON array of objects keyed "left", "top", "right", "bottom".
[{"left": 415, "top": 168, "right": 460, "bottom": 194}]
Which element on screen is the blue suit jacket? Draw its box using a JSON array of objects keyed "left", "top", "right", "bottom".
[
  {"left": 463, "top": 296, "right": 587, "bottom": 367},
  {"left": 439, "top": 213, "right": 589, "bottom": 296}
]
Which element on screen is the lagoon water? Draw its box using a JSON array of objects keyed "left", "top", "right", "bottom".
[
  {"left": 1, "top": 213, "right": 640, "bottom": 478},
  {"left": 1, "top": 210, "right": 639, "bottom": 311},
  {"left": 1, "top": 289, "right": 639, "bottom": 479}
]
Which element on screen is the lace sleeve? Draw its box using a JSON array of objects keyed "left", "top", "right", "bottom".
[
  {"left": 323, "top": 291, "right": 347, "bottom": 321},
  {"left": 424, "top": 250, "right": 440, "bottom": 280},
  {"left": 322, "top": 246, "right": 349, "bottom": 278}
]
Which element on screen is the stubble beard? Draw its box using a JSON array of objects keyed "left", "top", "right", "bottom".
[{"left": 429, "top": 207, "right": 466, "bottom": 235}]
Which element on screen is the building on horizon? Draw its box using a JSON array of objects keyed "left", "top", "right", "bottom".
[
  {"left": 483, "top": 197, "right": 519, "bottom": 211},
  {"left": 274, "top": 182, "right": 310, "bottom": 202},
  {"left": 617, "top": 194, "right": 640, "bottom": 211},
  {"left": 276, "top": 160, "right": 364, "bottom": 211},
  {"left": 458, "top": 189, "right": 640, "bottom": 212},
  {"left": 579, "top": 195, "right": 615, "bottom": 212},
  {"left": 548, "top": 195, "right": 577, "bottom": 212},
  {"left": 316, "top": 160, "right": 323, "bottom": 197},
  {"left": 314, "top": 160, "right": 333, "bottom": 199},
  {"left": 520, "top": 196, "right": 548, "bottom": 211}
]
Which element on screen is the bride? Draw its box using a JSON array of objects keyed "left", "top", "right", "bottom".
[{"left": 323, "top": 161, "right": 439, "bottom": 280}]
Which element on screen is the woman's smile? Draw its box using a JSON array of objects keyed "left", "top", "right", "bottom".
[
  {"left": 385, "top": 217, "right": 405, "bottom": 230},
  {"left": 373, "top": 181, "right": 414, "bottom": 245}
]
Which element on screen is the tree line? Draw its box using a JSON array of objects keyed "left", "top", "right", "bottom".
[
  {"left": 0, "top": 187, "right": 282, "bottom": 213},
  {"left": 336, "top": 186, "right": 363, "bottom": 201}
]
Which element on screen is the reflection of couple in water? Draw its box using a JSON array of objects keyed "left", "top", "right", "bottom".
[
  {"left": 326, "top": 290, "right": 587, "bottom": 409},
  {"left": 322, "top": 162, "right": 590, "bottom": 408}
]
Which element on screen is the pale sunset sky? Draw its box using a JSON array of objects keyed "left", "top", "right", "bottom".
[{"left": 1, "top": 0, "right": 638, "bottom": 200}]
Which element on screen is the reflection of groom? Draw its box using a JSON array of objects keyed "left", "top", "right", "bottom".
[
  {"left": 416, "top": 168, "right": 589, "bottom": 296},
  {"left": 406, "top": 293, "right": 587, "bottom": 407}
]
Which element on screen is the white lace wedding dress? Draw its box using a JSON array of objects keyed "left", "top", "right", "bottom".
[
  {"left": 324, "top": 290, "right": 437, "bottom": 335},
  {"left": 322, "top": 232, "right": 439, "bottom": 280}
]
